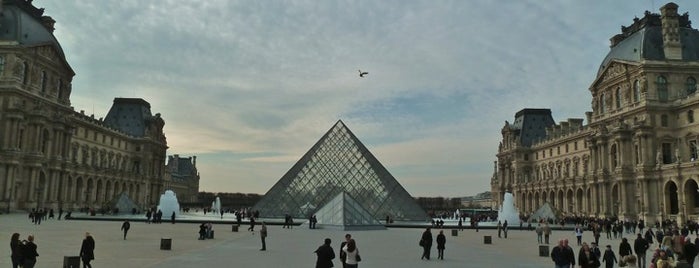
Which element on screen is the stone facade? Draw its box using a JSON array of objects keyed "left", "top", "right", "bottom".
[
  {"left": 164, "top": 154, "right": 200, "bottom": 203},
  {"left": 492, "top": 3, "right": 699, "bottom": 225},
  {"left": 0, "top": 1, "right": 172, "bottom": 211}
]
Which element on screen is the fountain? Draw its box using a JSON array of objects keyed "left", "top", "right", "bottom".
[
  {"left": 212, "top": 196, "right": 221, "bottom": 215},
  {"left": 157, "top": 190, "right": 180, "bottom": 218},
  {"left": 497, "top": 192, "right": 521, "bottom": 226}
]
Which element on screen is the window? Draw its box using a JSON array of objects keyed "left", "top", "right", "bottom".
[
  {"left": 661, "top": 114, "right": 669, "bottom": 127},
  {"left": 524, "top": 154, "right": 529, "bottom": 161},
  {"left": 611, "top": 144, "right": 618, "bottom": 168},
  {"left": 57, "top": 79, "right": 63, "bottom": 99},
  {"left": 17, "top": 129, "right": 23, "bottom": 150},
  {"left": 615, "top": 87, "right": 621, "bottom": 109},
  {"left": 633, "top": 79, "right": 641, "bottom": 102},
  {"left": 635, "top": 144, "right": 640, "bottom": 164},
  {"left": 566, "top": 144, "right": 569, "bottom": 153},
  {"left": 599, "top": 92, "right": 606, "bottom": 113},
  {"left": 20, "top": 62, "right": 28, "bottom": 84},
  {"left": 657, "top": 75, "right": 668, "bottom": 101},
  {"left": 41, "top": 129, "right": 49, "bottom": 154},
  {"left": 40, "top": 71, "right": 47, "bottom": 93},
  {"left": 549, "top": 149, "right": 553, "bottom": 156},
  {"left": 0, "top": 56, "right": 5, "bottom": 75},
  {"left": 690, "top": 140, "right": 698, "bottom": 161},
  {"left": 689, "top": 110, "right": 695, "bottom": 124},
  {"left": 574, "top": 142, "right": 578, "bottom": 150},
  {"left": 687, "top": 77, "right": 697, "bottom": 95},
  {"left": 662, "top": 143, "right": 673, "bottom": 164},
  {"left": 557, "top": 146, "right": 560, "bottom": 154}
]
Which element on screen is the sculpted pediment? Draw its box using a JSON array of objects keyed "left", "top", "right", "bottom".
[{"left": 591, "top": 60, "right": 638, "bottom": 89}]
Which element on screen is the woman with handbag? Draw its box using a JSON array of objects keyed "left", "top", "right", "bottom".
[{"left": 342, "top": 239, "right": 360, "bottom": 268}]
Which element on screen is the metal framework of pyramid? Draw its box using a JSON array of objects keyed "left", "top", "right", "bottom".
[
  {"left": 252, "top": 120, "right": 428, "bottom": 221},
  {"left": 313, "top": 192, "right": 386, "bottom": 230}
]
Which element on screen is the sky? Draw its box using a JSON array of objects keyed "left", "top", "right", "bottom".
[{"left": 35, "top": 0, "right": 699, "bottom": 198}]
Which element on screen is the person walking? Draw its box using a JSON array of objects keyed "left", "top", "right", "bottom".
[
  {"left": 260, "top": 222, "right": 267, "bottom": 251},
  {"left": 339, "top": 234, "right": 351, "bottom": 268},
  {"left": 497, "top": 221, "right": 502, "bottom": 238},
  {"left": 634, "top": 233, "right": 649, "bottom": 268},
  {"left": 602, "top": 245, "right": 617, "bottom": 268},
  {"left": 342, "top": 239, "right": 360, "bottom": 268},
  {"left": 503, "top": 220, "right": 509, "bottom": 238},
  {"left": 619, "top": 237, "right": 633, "bottom": 260},
  {"left": 551, "top": 239, "right": 575, "bottom": 268},
  {"left": 536, "top": 223, "right": 544, "bottom": 244},
  {"left": 436, "top": 230, "right": 446, "bottom": 260},
  {"left": 121, "top": 220, "right": 130, "bottom": 240},
  {"left": 575, "top": 225, "right": 584, "bottom": 246},
  {"left": 80, "top": 232, "right": 95, "bottom": 268},
  {"left": 10, "top": 233, "right": 21, "bottom": 268},
  {"left": 248, "top": 217, "right": 256, "bottom": 232},
  {"left": 23, "top": 235, "right": 39, "bottom": 268},
  {"left": 171, "top": 211, "right": 176, "bottom": 224},
  {"left": 544, "top": 222, "right": 552, "bottom": 244},
  {"left": 420, "top": 227, "right": 433, "bottom": 260},
  {"left": 314, "top": 238, "right": 335, "bottom": 268},
  {"left": 578, "top": 243, "right": 601, "bottom": 268}
]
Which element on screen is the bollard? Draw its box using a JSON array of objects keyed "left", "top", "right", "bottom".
[
  {"left": 483, "top": 235, "right": 492, "bottom": 244},
  {"left": 451, "top": 229, "right": 458, "bottom": 236},
  {"left": 232, "top": 225, "right": 239, "bottom": 232},
  {"left": 539, "top": 245, "right": 549, "bottom": 257},
  {"left": 160, "top": 238, "right": 172, "bottom": 250},
  {"left": 63, "top": 256, "right": 81, "bottom": 268}
]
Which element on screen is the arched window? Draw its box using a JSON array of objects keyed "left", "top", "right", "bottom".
[
  {"left": 615, "top": 87, "right": 622, "bottom": 109},
  {"left": 661, "top": 114, "right": 669, "bottom": 127},
  {"left": 20, "top": 61, "right": 28, "bottom": 85},
  {"left": 599, "top": 92, "right": 606, "bottom": 113},
  {"left": 40, "top": 70, "right": 47, "bottom": 93},
  {"left": 633, "top": 80, "right": 640, "bottom": 102},
  {"left": 689, "top": 110, "right": 695, "bottom": 123},
  {"left": 687, "top": 77, "right": 697, "bottom": 95},
  {"left": 657, "top": 75, "right": 668, "bottom": 101}
]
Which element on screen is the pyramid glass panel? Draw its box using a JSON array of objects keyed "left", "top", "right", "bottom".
[{"left": 252, "top": 120, "right": 428, "bottom": 221}]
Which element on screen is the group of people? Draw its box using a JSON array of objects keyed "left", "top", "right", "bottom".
[
  {"left": 314, "top": 233, "right": 361, "bottom": 268},
  {"left": 10, "top": 232, "right": 94, "bottom": 268},
  {"left": 550, "top": 222, "right": 699, "bottom": 268},
  {"left": 419, "top": 227, "right": 447, "bottom": 260},
  {"left": 198, "top": 222, "right": 215, "bottom": 240}
]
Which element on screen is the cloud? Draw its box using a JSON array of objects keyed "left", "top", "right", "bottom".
[{"left": 36, "top": 0, "right": 699, "bottom": 197}]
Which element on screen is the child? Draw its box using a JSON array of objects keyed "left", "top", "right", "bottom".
[{"left": 602, "top": 244, "right": 617, "bottom": 268}]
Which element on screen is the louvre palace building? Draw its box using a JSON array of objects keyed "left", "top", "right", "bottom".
[
  {"left": 0, "top": 1, "right": 195, "bottom": 211},
  {"left": 492, "top": 3, "right": 699, "bottom": 225}
]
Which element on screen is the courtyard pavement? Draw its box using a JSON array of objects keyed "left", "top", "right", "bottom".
[{"left": 1, "top": 212, "right": 647, "bottom": 267}]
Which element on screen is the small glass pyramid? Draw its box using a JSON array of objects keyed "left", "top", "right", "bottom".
[
  {"left": 313, "top": 191, "right": 385, "bottom": 230},
  {"left": 252, "top": 120, "right": 428, "bottom": 221}
]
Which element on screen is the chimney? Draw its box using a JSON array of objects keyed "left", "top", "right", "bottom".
[
  {"left": 660, "top": 3, "right": 682, "bottom": 60},
  {"left": 585, "top": 111, "right": 593, "bottom": 124},
  {"left": 193, "top": 156, "right": 197, "bottom": 168},
  {"left": 41, "top": 16, "right": 55, "bottom": 33}
]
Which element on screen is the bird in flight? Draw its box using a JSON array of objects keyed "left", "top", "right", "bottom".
[{"left": 358, "top": 70, "right": 368, "bottom": 78}]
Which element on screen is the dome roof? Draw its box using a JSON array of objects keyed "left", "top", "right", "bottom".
[
  {"left": 0, "top": 1, "right": 70, "bottom": 70},
  {"left": 597, "top": 11, "right": 699, "bottom": 78}
]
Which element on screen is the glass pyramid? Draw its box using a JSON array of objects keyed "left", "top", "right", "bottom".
[
  {"left": 313, "top": 192, "right": 385, "bottom": 230},
  {"left": 252, "top": 120, "right": 428, "bottom": 221}
]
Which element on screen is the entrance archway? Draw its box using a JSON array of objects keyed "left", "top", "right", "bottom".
[
  {"left": 684, "top": 179, "right": 699, "bottom": 215},
  {"left": 665, "top": 181, "right": 679, "bottom": 215}
]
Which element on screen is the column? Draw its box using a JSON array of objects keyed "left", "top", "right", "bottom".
[
  {"left": 601, "top": 183, "right": 608, "bottom": 216},
  {"left": 620, "top": 181, "right": 628, "bottom": 216}
]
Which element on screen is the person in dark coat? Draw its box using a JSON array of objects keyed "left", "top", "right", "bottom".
[
  {"left": 23, "top": 235, "right": 39, "bottom": 268},
  {"left": 248, "top": 217, "right": 256, "bottom": 231},
  {"left": 171, "top": 211, "right": 176, "bottom": 224},
  {"left": 436, "top": 230, "right": 446, "bottom": 260},
  {"left": 198, "top": 223, "right": 207, "bottom": 240},
  {"left": 602, "top": 245, "right": 617, "bottom": 268},
  {"left": 634, "top": 233, "right": 650, "bottom": 268},
  {"left": 80, "top": 232, "right": 95, "bottom": 268},
  {"left": 121, "top": 220, "right": 130, "bottom": 240},
  {"left": 578, "top": 243, "right": 600, "bottom": 268},
  {"left": 421, "top": 227, "right": 433, "bottom": 260},
  {"left": 683, "top": 237, "right": 699, "bottom": 266},
  {"left": 619, "top": 237, "right": 633, "bottom": 259},
  {"left": 10, "top": 233, "right": 20, "bottom": 268},
  {"left": 315, "top": 238, "right": 335, "bottom": 268}
]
